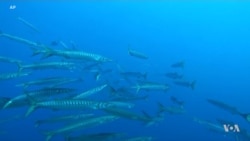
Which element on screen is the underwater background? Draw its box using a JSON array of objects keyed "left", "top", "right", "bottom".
[{"left": 0, "top": 1, "right": 250, "bottom": 141}]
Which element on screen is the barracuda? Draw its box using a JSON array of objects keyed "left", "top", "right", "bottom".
[
  {"left": 17, "top": 61, "right": 76, "bottom": 71},
  {"left": 73, "top": 84, "right": 108, "bottom": 99},
  {"left": 44, "top": 115, "right": 119, "bottom": 141},
  {"left": 16, "top": 77, "right": 82, "bottom": 89},
  {"left": 0, "top": 56, "right": 22, "bottom": 65},
  {"left": 25, "top": 99, "right": 115, "bottom": 117},
  {"left": 124, "top": 136, "right": 153, "bottom": 141},
  {"left": 35, "top": 113, "right": 95, "bottom": 127},
  {"left": 2, "top": 87, "right": 75, "bottom": 109},
  {"left": 0, "top": 72, "right": 31, "bottom": 81},
  {"left": 128, "top": 47, "right": 148, "bottom": 60},
  {"left": 17, "top": 17, "right": 40, "bottom": 33},
  {"left": 131, "top": 81, "right": 169, "bottom": 93},
  {"left": 37, "top": 47, "right": 112, "bottom": 62}
]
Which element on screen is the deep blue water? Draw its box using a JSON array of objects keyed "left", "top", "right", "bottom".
[{"left": 0, "top": 1, "right": 250, "bottom": 141}]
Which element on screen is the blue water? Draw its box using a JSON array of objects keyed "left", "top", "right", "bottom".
[{"left": 1, "top": 1, "right": 250, "bottom": 141}]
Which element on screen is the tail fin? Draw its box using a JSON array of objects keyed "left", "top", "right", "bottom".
[
  {"left": 2, "top": 99, "right": 13, "bottom": 109},
  {"left": 30, "top": 47, "right": 41, "bottom": 56},
  {"left": 16, "top": 62, "right": 24, "bottom": 72},
  {"left": 41, "top": 47, "right": 54, "bottom": 59},
  {"left": 190, "top": 80, "right": 196, "bottom": 90},
  {"left": 43, "top": 132, "right": 54, "bottom": 141},
  {"left": 157, "top": 102, "right": 165, "bottom": 113},
  {"left": 25, "top": 94, "right": 38, "bottom": 117}
]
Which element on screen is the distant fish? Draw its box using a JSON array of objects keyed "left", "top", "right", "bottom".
[
  {"left": 131, "top": 81, "right": 169, "bottom": 94},
  {"left": 174, "top": 80, "right": 196, "bottom": 90},
  {"left": 170, "top": 96, "right": 184, "bottom": 107},
  {"left": 165, "top": 72, "right": 183, "bottom": 80},
  {"left": 17, "top": 17, "right": 40, "bottom": 33},
  {"left": 206, "top": 99, "right": 241, "bottom": 115},
  {"left": 171, "top": 61, "right": 185, "bottom": 69},
  {"left": 0, "top": 72, "right": 31, "bottom": 81},
  {"left": 66, "top": 132, "right": 124, "bottom": 141},
  {"left": 124, "top": 136, "right": 153, "bottom": 141},
  {"left": 44, "top": 115, "right": 119, "bottom": 141},
  {"left": 128, "top": 46, "right": 148, "bottom": 60},
  {"left": 50, "top": 41, "right": 59, "bottom": 46},
  {"left": 157, "top": 102, "right": 185, "bottom": 115}
]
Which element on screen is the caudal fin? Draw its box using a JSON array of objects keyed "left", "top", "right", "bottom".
[
  {"left": 190, "top": 80, "right": 196, "bottom": 90},
  {"left": 25, "top": 94, "right": 38, "bottom": 117}
]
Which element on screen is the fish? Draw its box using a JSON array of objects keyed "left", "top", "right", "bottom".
[
  {"left": 128, "top": 46, "right": 148, "bottom": 60},
  {"left": 2, "top": 87, "right": 75, "bottom": 109},
  {"left": 17, "top": 61, "right": 76, "bottom": 72},
  {"left": 66, "top": 132, "right": 124, "bottom": 141},
  {"left": 193, "top": 117, "right": 225, "bottom": 133},
  {"left": 111, "top": 95, "right": 148, "bottom": 102},
  {"left": 0, "top": 56, "right": 22, "bottom": 66},
  {"left": 157, "top": 102, "right": 185, "bottom": 115},
  {"left": 73, "top": 84, "right": 108, "bottom": 99},
  {"left": 34, "top": 47, "right": 112, "bottom": 62},
  {"left": 44, "top": 115, "right": 119, "bottom": 141},
  {"left": 124, "top": 136, "right": 153, "bottom": 141},
  {"left": 0, "top": 72, "right": 31, "bottom": 81},
  {"left": 131, "top": 81, "right": 169, "bottom": 93},
  {"left": 17, "top": 17, "right": 40, "bottom": 33},
  {"left": 174, "top": 80, "right": 196, "bottom": 90},
  {"left": 25, "top": 98, "right": 131, "bottom": 117},
  {"left": 165, "top": 72, "right": 183, "bottom": 79},
  {"left": 120, "top": 72, "right": 147, "bottom": 80},
  {"left": 16, "top": 77, "right": 83, "bottom": 89},
  {"left": 206, "top": 99, "right": 241, "bottom": 115},
  {"left": 170, "top": 96, "right": 184, "bottom": 107},
  {"left": 35, "top": 113, "right": 95, "bottom": 127},
  {"left": 103, "top": 107, "right": 153, "bottom": 124},
  {"left": 171, "top": 61, "right": 185, "bottom": 69},
  {"left": 0, "top": 32, "right": 45, "bottom": 48}
]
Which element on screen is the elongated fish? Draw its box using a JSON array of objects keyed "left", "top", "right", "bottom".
[
  {"left": 44, "top": 115, "right": 119, "bottom": 141},
  {"left": 17, "top": 61, "right": 76, "bottom": 72},
  {"left": 66, "top": 132, "right": 124, "bottom": 141},
  {"left": 0, "top": 32, "right": 45, "bottom": 48},
  {"left": 35, "top": 113, "right": 94, "bottom": 127},
  {"left": 0, "top": 72, "right": 31, "bottom": 81},
  {"left": 0, "top": 56, "right": 22, "bottom": 65},
  {"left": 206, "top": 99, "right": 241, "bottom": 115},
  {"left": 174, "top": 80, "right": 196, "bottom": 90},
  {"left": 73, "top": 84, "right": 108, "bottom": 99},
  {"left": 35, "top": 47, "right": 112, "bottom": 62},
  {"left": 16, "top": 77, "right": 82, "bottom": 89},
  {"left": 165, "top": 72, "right": 183, "bottom": 80},
  {"left": 3, "top": 87, "right": 75, "bottom": 109},
  {"left": 25, "top": 99, "right": 119, "bottom": 117},
  {"left": 124, "top": 136, "right": 153, "bottom": 141},
  {"left": 104, "top": 107, "right": 152, "bottom": 124},
  {"left": 131, "top": 81, "right": 169, "bottom": 93},
  {"left": 128, "top": 47, "right": 148, "bottom": 60},
  {"left": 171, "top": 61, "right": 185, "bottom": 69},
  {"left": 17, "top": 17, "right": 39, "bottom": 33},
  {"left": 157, "top": 102, "right": 185, "bottom": 115}
]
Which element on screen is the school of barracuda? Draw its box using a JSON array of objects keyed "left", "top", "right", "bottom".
[{"left": 0, "top": 17, "right": 250, "bottom": 141}]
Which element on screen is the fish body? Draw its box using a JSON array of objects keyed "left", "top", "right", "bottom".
[
  {"left": 131, "top": 82, "right": 169, "bottom": 93},
  {"left": 171, "top": 61, "right": 184, "bottom": 68},
  {"left": 44, "top": 115, "right": 119, "bottom": 141},
  {"left": 174, "top": 80, "right": 196, "bottom": 90},
  {"left": 73, "top": 84, "right": 108, "bottom": 99},
  {"left": 128, "top": 47, "right": 148, "bottom": 60},
  {"left": 0, "top": 72, "right": 31, "bottom": 81},
  {"left": 17, "top": 62, "right": 76, "bottom": 71},
  {"left": 165, "top": 72, "right": 183, "bottom": 79}
]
